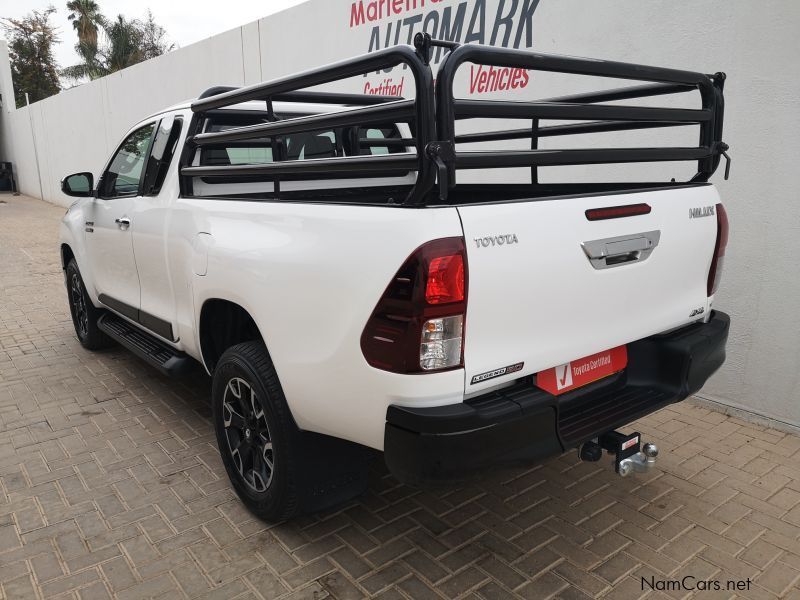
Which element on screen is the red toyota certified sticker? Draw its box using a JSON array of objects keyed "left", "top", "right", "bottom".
[{"left": 536, "top": 346, "right": 627, "bottom": 395}]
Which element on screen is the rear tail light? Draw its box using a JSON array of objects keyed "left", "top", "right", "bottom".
[
  {"left": 425, "top": 255, "right": 465, "bottom": 304},
  {"left": 361, "top": 237, "right": 467, "bottom": 373},
  {"left": 707, "top": 203, "right": 729, "bottom": 296},
  {"left": 420, "top": 315, "right": 463, "bottom": 371}
]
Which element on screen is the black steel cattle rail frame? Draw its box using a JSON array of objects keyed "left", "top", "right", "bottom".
[
  {"left": 181, "top": 34, "right": 727, "bottom": 205},
  {"left": 430, "top": 36, "right": 727, "bottom": 197},
  {"left": 182, "top": 44, "right": 436, "bottom": 205}
]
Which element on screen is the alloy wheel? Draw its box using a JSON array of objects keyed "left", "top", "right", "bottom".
[
  {"left": 70, "top": 273, "right": 89, "bottom": 337},
  {"left": 222, "top": 377, "right": 275, "bottom": 492}
]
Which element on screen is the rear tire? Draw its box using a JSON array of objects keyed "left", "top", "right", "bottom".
[
  {"left": 66, "top": 259, "right": 113, "bottom": 351},
  {"left": 212, "top": 341, "right": 373, "bottom": 521},
  {"left": 212, "top": 342, "right": 300, "bottom": 521}
]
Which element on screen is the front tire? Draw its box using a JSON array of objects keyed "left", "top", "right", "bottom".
[{"left": 65, "top": 259, "right": 112, "bottom": 351}]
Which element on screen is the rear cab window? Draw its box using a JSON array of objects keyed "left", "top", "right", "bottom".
[
  {"left": 198, "top": 120, "right": 405, "bottom": 166},
  {"left": 187, "top": 109, "right": 410, "bottom": 200}
]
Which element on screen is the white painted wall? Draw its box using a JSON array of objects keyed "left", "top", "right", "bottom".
[{"left": 0, "top": 0, "right": 798, "bottom": 428}]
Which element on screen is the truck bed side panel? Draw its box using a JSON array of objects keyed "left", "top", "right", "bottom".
[{"left": 174, "top": 200, "right": 465, "bottom": 450}]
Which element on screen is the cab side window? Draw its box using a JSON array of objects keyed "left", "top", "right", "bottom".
[
  {"left": 99, "top": 123, "right": 156, "bottom": 199},
  {"left": 142, "top": 115, "right": 183, "bottom": 196}
]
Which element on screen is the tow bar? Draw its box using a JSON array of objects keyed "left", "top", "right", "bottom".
[{"left": 579, "top": 431, "right": 659, "bottom": 476}]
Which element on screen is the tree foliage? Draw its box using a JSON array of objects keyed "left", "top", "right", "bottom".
[
  {"left": 62, "top": 5, "right": 175, "bottom": 83},
  {"left": 66, "top": 0, "right": 105, "bottom": 48},
  {"left": 2, "top": 7, "right": 61, "bottom": 108},
  {"left": 104, "top": 15, "right": 144, "bottom": 72},
  {"left": 2, "top": 3, "right": 175, "bottom": 101},
  {"left": 139, "top": 10, "right": 173, "bottom": 61}
]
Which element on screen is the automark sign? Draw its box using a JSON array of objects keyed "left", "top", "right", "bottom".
[{"left": 349, "top": 0, "right": 540, "bottom": 95}]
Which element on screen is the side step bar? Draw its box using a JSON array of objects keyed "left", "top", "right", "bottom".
[{"left": 98, "top": 313, "right": 194, "bottom": 376}]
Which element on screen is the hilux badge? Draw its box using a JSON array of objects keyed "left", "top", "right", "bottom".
[{"left": 689, "top": 206, "right": 715, "bottom": 219}]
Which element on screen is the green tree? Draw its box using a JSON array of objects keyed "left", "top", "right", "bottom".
[
  {"left": 62, "top": 4, "right": 174, "bottom": 83},
  {"left": 103, "top": 15, "right": 144, "bottom": 72},
  {"left": 138, "top": 10, "right": 174, "bottom": 60},
  {"left": 2, "top": 7, "right": 61, "bottom": 108},
  {"left": 60, "top": 40, "right": 105, "bottom": 81}
]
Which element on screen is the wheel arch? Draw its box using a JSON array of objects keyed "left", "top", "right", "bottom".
[
  {"left": 198, "top": 298, "right": 265, "bottom": 373},
  {"left": 60, "top": 243, "right": 75, "bottom": 270},
  {"left": 59, "top": 240, "right": 101, "bottom": 307}
]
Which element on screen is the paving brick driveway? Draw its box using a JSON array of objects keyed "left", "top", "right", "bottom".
[{"left": 1, "top": 192, "right": 799, "bottom": 600}]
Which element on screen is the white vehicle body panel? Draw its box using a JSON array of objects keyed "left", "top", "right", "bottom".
[
  {"left": 84, "top": 196, "right": 141, "bottom": 311},
  {"left": 174, "top": 197, "right": 466, "bottom": 449},
  {"left": 458, "top": 185, "right": 719, "bottom": 395},
  {"left": 61, "top": 106, "right": 467, "bottom": 450},
  {"left": 59, "top": 103, "right": 723, "bottom": 453}
]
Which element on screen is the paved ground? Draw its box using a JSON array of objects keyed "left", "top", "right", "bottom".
[{"left": 1, "top": 192, "right": 799, "bottom": 600}]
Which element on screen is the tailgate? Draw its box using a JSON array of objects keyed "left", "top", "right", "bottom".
[{"left": 459, "top": 185, "right": 720, "bottom": 394}]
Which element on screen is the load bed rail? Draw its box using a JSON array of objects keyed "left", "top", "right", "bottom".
[
  {"left": 181, "top": 44, "right": 436, "bottom": 204},
  {"left": 430, "top": 37, "right": 726, "bottom": 197},
  {"left": 180, "top": 34, "right": 727, "bottom": 205}
]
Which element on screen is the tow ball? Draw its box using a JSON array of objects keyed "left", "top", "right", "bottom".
[{"left": 579, "top": 431, "right": 658, "bottom": 477}]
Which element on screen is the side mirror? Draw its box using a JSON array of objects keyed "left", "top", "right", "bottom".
[{"left": 61, "top": 172, "right": 94, "bottom": 197}]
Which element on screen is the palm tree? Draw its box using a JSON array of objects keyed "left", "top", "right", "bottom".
[
  {"left": 66, "top": 0, "right": 105, "bottom": 48},
  {"left": 61, "top": 4, "right": 173, "bottom": 84},
  {"left": 61, "top": 41, "right": 106, "bottom": 81},
  {"left": 64, "top": 0, "right": 107, "bottom": 80},
  {"left": 103, "top": 15, "right": 143, "bottom": 72}
]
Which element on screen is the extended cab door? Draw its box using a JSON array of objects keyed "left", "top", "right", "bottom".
[
  {"left": 129, "top": 114, "right": 185, "bottom": 341},
  {"left": 85, "top": 122, "right": 156, "bottom": 319}
]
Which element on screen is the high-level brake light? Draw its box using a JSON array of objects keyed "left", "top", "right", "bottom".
[
  {"left": 361, "top": 238, "right": 467, "bottom": 373},
  {"left": 585, "top": 203, "right": 651, "bottom": 221}
]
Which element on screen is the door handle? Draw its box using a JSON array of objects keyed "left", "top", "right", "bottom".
[
  {"left": 115, "top": 217, "right": 131, "bottom": 230},
  {"left": 582, "top": 231, "right": 661, "bottom": 270}
]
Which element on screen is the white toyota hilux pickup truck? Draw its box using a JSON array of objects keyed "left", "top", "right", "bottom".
[{"left": 60, "top": 36, "right": 730, "bottom": 520}]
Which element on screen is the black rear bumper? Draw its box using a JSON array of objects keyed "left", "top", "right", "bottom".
[{"left": 384, "top": 311, "right": 729, "bottom": 485}]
